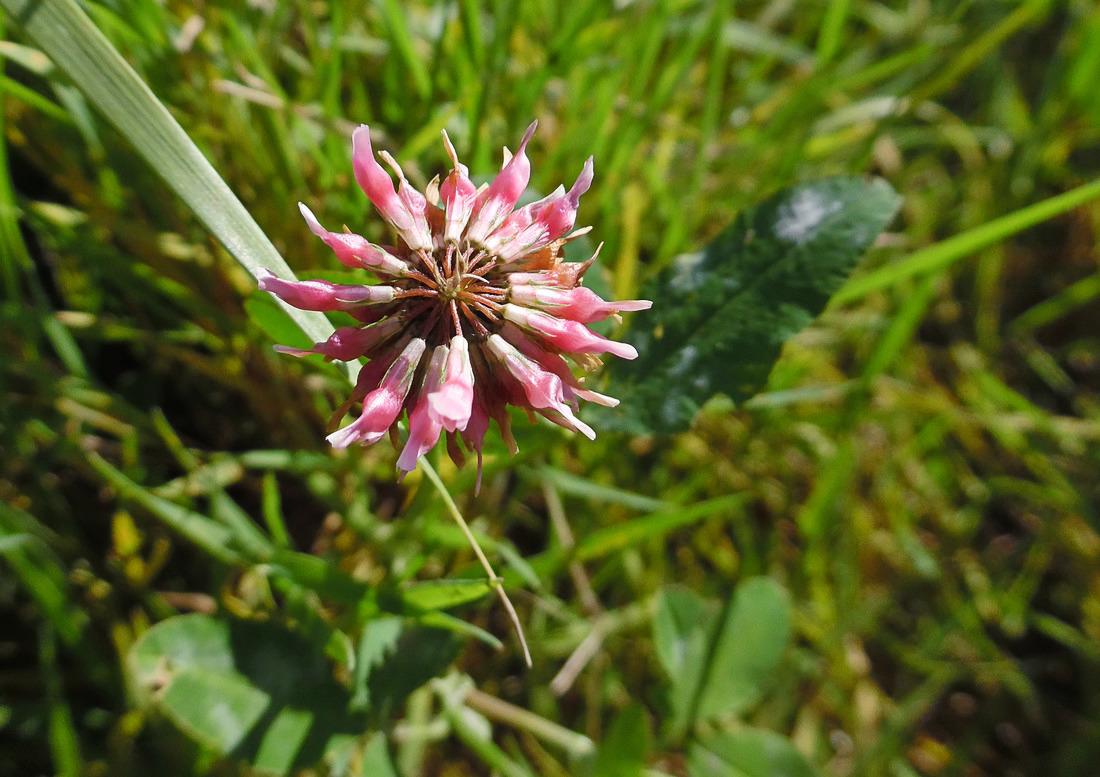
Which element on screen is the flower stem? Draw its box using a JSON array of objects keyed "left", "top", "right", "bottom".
[{"left": 420, "top": 460, "right": 532, "bottom": 667}]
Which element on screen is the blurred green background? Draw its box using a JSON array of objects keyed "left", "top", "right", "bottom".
[{"left": 3, "top": 0, "right": 1100, "bottom": 775}]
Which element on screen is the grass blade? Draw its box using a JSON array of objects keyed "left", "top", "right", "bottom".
[
  {"left": 0, "top": 0, "right": 336, "bottom": 349},
  {"left": 836, "top": 177, "right": 1100, "bottom": 304}
]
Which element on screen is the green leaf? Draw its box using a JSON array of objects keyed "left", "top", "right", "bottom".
[
  {"left": 400, "top": 578, "right": 495, "bottom": 612},
  {"left": 415, "top": 610, "right": 505, "bottom": 650},
  {"left": 350, "top": 617, "right": 403, "bottom": 713},
  {"left": 533, "top": 467, "right": 672, "bottom": 512},
  {"left": 360, "top": 625, "right": 462, "bottom": 721},
  {"left": 244, "top": 293, "right": 313, "bottom": 353},
  {"left": 268, "top": 548, "right": 373, "bottom": 605},
  {"left": 129, "top": 614, "right": 365, "bottom": 774},
  {"left": 612, "top": 177, "right": 900, "bottom": 434},
  {"left": 589, "top": 704, "right": 650, "bottom": 777},
  {"left": 688, "top": 727, "right": 819, "bottom": 777},
  {"left": 652, "top": 587, "right": 718, "bottom": 734},
  {"left": 695, "top": 577, "right": 791, "bottom": 720},
  {"left": 574, "top": 496, "right": 740, "bottom": 561},
  {"left": 652, "top": 578, "right": 792, "bottom": 737}
]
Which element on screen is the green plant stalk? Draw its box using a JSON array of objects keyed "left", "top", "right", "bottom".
[
  {"left": 444, "top": 703, "right": 533, "bottom": 777},
  {"left": 421, "top": 462, "right": 532, "bottom": 667},
  {"left": 40, "top": 624, "right": 82, "bottom": 777},
  {"left": 836, "top": 176, "right": 1100, "bottom": 303},
  {"left": 464, "top": 688, "right": 595, "bottom": 759},
  {"left": 0, "top": 13, "right": 30, "bottom": 299}
]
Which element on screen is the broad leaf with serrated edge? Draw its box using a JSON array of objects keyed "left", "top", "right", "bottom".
[{"left": 611, "top": 177, "right": 900, "bottom": 434}]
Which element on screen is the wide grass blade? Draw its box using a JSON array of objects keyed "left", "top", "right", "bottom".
[{"left": 0, "top": 0, "right": 336, "bottom": 348}]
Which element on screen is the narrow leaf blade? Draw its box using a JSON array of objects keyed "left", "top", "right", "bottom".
[
  {"left": 400, "top": 579, "right": 495, "bottom": 612},
  {"left": 688, "top": 727, "right": 819, "bottom": 777},
  {"left": 1, "top": 0, "right": 336, "bottom": 348}
]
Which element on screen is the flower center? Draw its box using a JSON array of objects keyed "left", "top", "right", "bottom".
[
  {"left": 395, "top": 244, "right": 508, "bottom": 346},
  {"left": 438, "top": 273, "right": 463, "bottom": 302}
]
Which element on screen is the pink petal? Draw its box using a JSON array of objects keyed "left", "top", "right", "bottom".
[
  {"left": 461, "top": 397, "right": 491, "bottom": 494},
  {"left": 573, "top": 387, "right": 620, "bottom": 407},
  {"left": 500, "top": 323, "right": 582, "bottom": 397},
  {"left": 351, "top": 126, "right": 432, "bottom": 252},
  {"left": 274, "top": 316, "right": 404, "bottom": 361},
  {"left": 325, "top": 338, "right": 426, "bottom": 448},
  {"left": 326, "top": 384, "right": 406, "bottom": 448},
  {"left": 530, "top": 156, "right": 593, "bottom": 246},
  {"left": 396, "top": 345, "right": 449, "bottom": 473},
  {"left": 509, "top": 284, "right": 652, "bottom": 324},
  {"left": 439, "top": 130, "right": 478, "bottom": 243},
  {"left": 479, "top": 186, "right": 563, "bottom": 260},
  {"left": 502, "top": 303, "right": 639, "bottom": 359},
  {"left": 486, "top": 334, "right": 593, "bottom": 439},
  {"left": 298, "top": 203, "right": 408, "bottom": 276},
  {"left": 427, "top": 336, "right": 475, "bottom": 432},
  {"left": 378, "top": 150, "right": 435, "bottom": 252},
  {"left": 508, "top": 245, "right": 601, "bottom": 287},
  {"left": 466, "top": 120, "right": 537, "bottom": 245},
  {"left": 257, "top": 269, "right": 396, "bottom": 311}
]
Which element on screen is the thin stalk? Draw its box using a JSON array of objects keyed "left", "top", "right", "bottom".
[
  {"left": 465, "top": 688, "right": 594, "bottom": 759},
  {"left": 421, "top": 461, "right": 532, "bottom": 667}
]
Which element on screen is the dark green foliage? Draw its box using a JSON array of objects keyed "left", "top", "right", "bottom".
[
  {"left": 129, "top": 614, "right": 365, "bottom": 773},
  {"left": 614, "top": 178, "right": 900, "bottom": 434}
]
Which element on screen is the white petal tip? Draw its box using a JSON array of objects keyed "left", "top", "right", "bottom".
[
  {"left": 441, "top": 129, "right": 459, "bottom": 160},
  {"left": 298, "top": 203, "right": 325, "bottom": 235},
  {"left": 575, "top": 388, "right": 620, "bottom": 408},
  {"left": 326, "top": 429, "right": 355, "bottom": 449},
  {"left": 611, "top": 343, "right": 639, "bottom": 360},
  {"left": 351, "top": 126, "right": 373, "bottom": 154},
  {"left": 273, "top": 345, "right": 311, "bottom": 357}
]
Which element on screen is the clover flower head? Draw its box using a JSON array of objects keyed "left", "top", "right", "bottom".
[{"left": 261, "top": 121, "right": 651, "bottom": 489}]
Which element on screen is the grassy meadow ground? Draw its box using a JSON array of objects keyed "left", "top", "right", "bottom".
[{"left": 3, "top": 0, "right": 1100, "bottom": 775}]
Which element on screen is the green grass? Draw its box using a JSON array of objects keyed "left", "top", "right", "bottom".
[{"left": 3, "top": 1, "right": 1100, "bottom": 775}]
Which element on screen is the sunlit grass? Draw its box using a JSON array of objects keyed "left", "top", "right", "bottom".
[{"left": 3, "top": 1, "right": 1100, "bottom": 775}]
